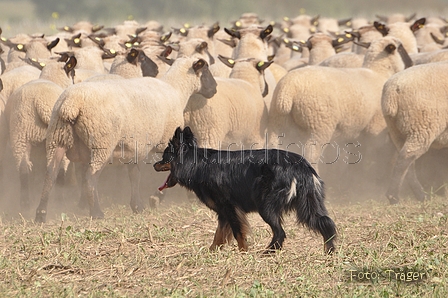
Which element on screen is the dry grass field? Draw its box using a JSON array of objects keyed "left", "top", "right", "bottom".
[{"left": 0, "top": 190, "right": 446, "bottom": 297}]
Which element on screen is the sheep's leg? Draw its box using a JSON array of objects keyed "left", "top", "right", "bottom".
[
  {"left": 35, "top": 147, "right": 66, "bottom": 223},
  {"left": 127, "top": 163, "right": 145, "bottom": 213},
  {"left": 76, "top": 163, "right": 89, "bottom": 210},
  {"left": 386, "top": 144, "right": 426, "bottom": 204},
  {"left": 404, "top": 162, "right": 426, "bottom": 201},
  {"left": 85, "top": 166, "right": 105, "bottom": 219},
  {"left": 209, "top": 218, "right": 233, "bottom": 251},
  {"left": 19, "top": 143, "right": 32, "bottom": 210}
]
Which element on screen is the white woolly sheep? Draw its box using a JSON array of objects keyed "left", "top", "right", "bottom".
[
  {"left": 184, "top": 56, "right": 271, "bottom": 149},
  {"left": 268, "top": 36, "right": 413, "bottom": 173},
  {"left": 34, "top": 57, "right": 217, "bottom": 222},
  {"left": 382, "top": 60, "right": 448, "bottom": 204},
  {"left": 0, "top": 64, "right": 41, "bottom": 99},
  {"left": 7, "top": 57, "right": 77, "bottom": 208}
]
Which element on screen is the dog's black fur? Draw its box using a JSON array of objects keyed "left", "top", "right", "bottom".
[{"left": 154, "top": 127, "right": 336, "bottom": 254}]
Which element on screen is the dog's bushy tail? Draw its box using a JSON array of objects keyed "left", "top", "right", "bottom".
[{"left": 294, "top": 168, "right": 337, "bottom": 254}]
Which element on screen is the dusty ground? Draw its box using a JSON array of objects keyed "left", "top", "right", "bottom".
[{"left": 0, "top": 182, "right": 446, "bottom": 297}]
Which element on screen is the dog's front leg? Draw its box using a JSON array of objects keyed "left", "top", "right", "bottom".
[{"left": 209, "top": 219, "right": 232, "bottom": 251}]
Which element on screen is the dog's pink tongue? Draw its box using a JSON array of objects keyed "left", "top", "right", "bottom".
[{"left": 158, "top": 174, "right": 171, "bottom": 191}]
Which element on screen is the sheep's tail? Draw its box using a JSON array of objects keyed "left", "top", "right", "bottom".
[
  {"left": 271, "top": 76, "right": 294, "bottom": 115},
  {"left": 381, "top": 78, "right": 398, "bottom": 118},
  {"left": 45, "top": 93, "right": 79, "bottom": 166},
  {"left": 294, "top": 167, "right": 337, "bottom": 254}
]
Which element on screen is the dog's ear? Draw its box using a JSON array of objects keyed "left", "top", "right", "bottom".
[{"left": 183, "top": 126, "right": 196, "bottom": 147}]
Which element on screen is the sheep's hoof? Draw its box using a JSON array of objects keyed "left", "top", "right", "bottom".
[
  {"left": 387, "top": 195, "right": 399, "bottom": 205},
  {"left": 131, "top": 202, "right": 145, "bottom": 213},
  {"left": 90, "top": 209, "right": 104, "bottom": 219},
  {"left": 35, "top": 209, "right": 47, "bottom": 223},
  {"left": 148, "top": 196, "right": 160, "bottom": 209}
]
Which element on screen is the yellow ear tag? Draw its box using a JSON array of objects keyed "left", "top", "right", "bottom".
[
  {"left": 180, "top": 28, "right": 186, "bottom": 34},
  {"left": 95, "top": 37, "right": 101, "bottom": 41},
  {"left": 283, "top": 16, "right": 290, "bottom": 21},
  {"left": 347, "top": 21, "right": 352, "bottom": 26},
  {"left": 284, "top": 38, "right": 289, "bottom": 43},
  {"left": 110, "top": 49, "right": 116, "bottom": 54},
  {"left": 1, "top": 37, "right": 6, "bottom": 41},
  {"left": 125, "top": 43, "right": 132, "bottom": 48},
  {"left": 133, "top": 42, "right": 140, "bottom": 46},
  {"left": 31, "top": 58, "right": 37, "bottom": 62},
  {"left": 235, "top": 21, "right": 242, "bottom": 27},
  {"left": 40, "top": 62, "right": 46, "bottom": 67},
  {"left": 74, "top": 38, "right": 80, "bottom": 44},
  {"left": 345, "top": 33, "right": 352, "bottom": 38},
  {"left": 292, "top": 45, "right": 299, "bottom": 51},
  {"left": 66, "top": 63, "right": 71, "bottom": 68},
  {"left": 338, "top": 37, "right": 344, "bottom": 42},
  {"left": 257, "top": 61, "right": 265, "bottom": 67},
  {"left": 283, "top": 28, "right": 289, "bottom": 33},
  {"left": 64, "top": 26, "right": 70, "bottom": 31},
  {"left": 184, "top": 23, "right": 190, "bottom": 28},
  {"left": 228, "top": 59, "right": 235, "bottom": 64},
  {"left": 17, "top": 44, "right": 24, "bottom": 50},
  {"left": 270, "top": 21, "right": 275, "bottom": 26},
  {"left": 310, "top": 27, "right": 316, "bottom": 33}
]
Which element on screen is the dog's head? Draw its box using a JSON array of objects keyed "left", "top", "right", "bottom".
[{"left": 154, "top": 126, "right": 197, "bottom": 190}]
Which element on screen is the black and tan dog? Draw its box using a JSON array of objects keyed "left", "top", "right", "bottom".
[{"left": 154, "top": 127, "right": 336, "bottom": 254}]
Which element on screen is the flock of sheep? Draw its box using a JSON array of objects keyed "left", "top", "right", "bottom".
[{"left": 0, "top": 11, "right": 447, "bottom": 222}]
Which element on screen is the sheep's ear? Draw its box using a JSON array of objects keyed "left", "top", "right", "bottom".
[
  {"left": 58, "top": 26, "right": 74, "bottom": 33},
  {"left": 217, "top": 38, "right": 237, "bottom": 48},
  {"left": 430, "top": 32, "right": 445, "bottom": 45},
  {"left": 126, "top": 48, "right": 140, "bottom": 65},
  {"left": 13, "top": 43, "right": 26, "bottom": 52},
  {"left": 135, "top": 27, "right": 147, "bottom": 35},
  {"left": 397, "top": 44, "right": 413, "bottom": 68},
  {"left": 384, "top": 43, "right": 397, "bottom": 54},
  {"left": 332, "top": 32, "right": 355, "bottom": 48},
  {"left": 374, "top": 21, "right": 389, "bottom": 36},
  {"left": 256, "top": 60, "right": 273, "bottom": 72},
  {"left": 217, "top": 55, "right": 235, "bottom": 68},
  {"left": 25, "top": 58, "right": 45, "bottom": 70},
  {"left": 195, "top": 42, "right": 208, "bottom": 53},
  {"left": 347, "top": 30, "right": 360, "bottom": 40},
  {"left": 102, "top": 48, "right": 117, "bottom": 59},
  {"left": 157, "top": 54, "right": 174, "bottom": 66},
  {"left": 1, "top": 38, "right": 25, "bottom": 51},
  {"left": 0, "top": 78, "right": 3, "bottom": 92},
  {"left": 208, "top": 22, "right": 220, "bottom": 38},
  {"left": 88, "top": 35, "right": 106, "bottom": 48},
  {"left": 260, "top": 24, "right": 273, "bottom": 40},
  {"left": 267, "top": 55, "right": 275, "bottom": 62},
  {"left": 354, "top": 41, "right": 371, "bottom": 48},
  {"left": 57, "top": 52, "right": 71, "bottom": 63},
  {"left": 338, "top": 17, "right": 352, "bottom": 27},
  {"left": 139, "top": 52, "right": 159, "bottom": 77},
  {"left": 92, "top": 25, "right": 104, "bottom": 33},
  {"left": 311, "top": 15, "right": 320, "bottom": 26},
  {"left": 160, "top": 45, "right": 173, "bottom": 58},
  {"left": 192, "top": 59, "right": 207, "bottom": 74},
  {"left": 65, "top": 33, "right": 82, "bottom": 48},
  {"left": 178, "top": 27, "right": 189, "bottom": 37},
  {"left": 47, "top": 38, "right": 60, "bottom": 51},
  {"left": 64, "top": 56, "right": 77, "bottom": 75},
  {"left": 160, "top": 31, "right": 172, "bottom": 43},
  {"left": 224, "top": 28, "right": 241, "bottom": 39},
  {"left": 410, "top": 18, "right": 426, "bottom": 32}
]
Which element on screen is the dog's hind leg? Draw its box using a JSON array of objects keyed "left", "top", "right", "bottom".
[
  {"left": 209, "top": 218, "right": 233, "bottom": 251},
  {"left": 258, "top": 204, "right": 286, "bottom": 253}
]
